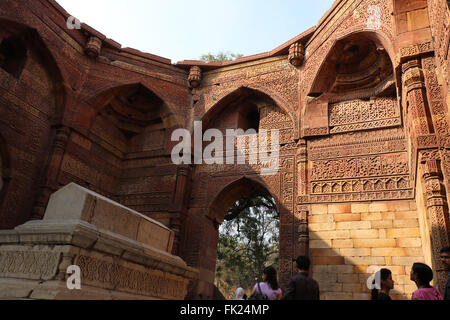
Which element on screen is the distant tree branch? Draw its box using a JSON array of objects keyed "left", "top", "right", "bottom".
[{"left": 200, "top": 51, "right": 244, "bottom": 62}]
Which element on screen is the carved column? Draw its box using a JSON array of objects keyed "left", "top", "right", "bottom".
[
  {"left": 421, "top": 158, "right": 450, "bottom": 293},
  {"left": 31, "top": 126, "right": 71, "bottom": 220},
  {"left": 295, "top": 141, "right": 309, "bottom": 258},
  {"left": 402, "top": 59, "right": 433, "bottom": 136},
  {"left": 297, "top": 139, "right": 308, "bottom": 202},
  {"left": 169, "top": 165, "right": 192, "bottom": 255},
  {"left": 421, "top": 56, "right": 450, "bottom": 205},
  {"left": 295, "top": 205, "right": 309, "bottom": 258}
]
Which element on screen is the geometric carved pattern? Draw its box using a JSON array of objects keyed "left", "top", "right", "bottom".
[
  {"left": 310, "top": 154, "right": 409, "bottom": 181},
  {"left": 260, "top": 105, "right": 294, "bottom": 144},
  {"left": 329, "top": 97, "right": 401, "bottom": 134},
  {"left": 76, "top": 255, "right": 187, "bottom": 299},
  {"left": 0, "top": 251, "right": 60, "bottom": 280},
  {"left": 309, "top": 127, "right": 407, "bottom": 160},
  {"left": 309, "top": 188, "right": 414, "bottom": 203},
  {"left": 308, "top": 123, "right": 413, "bottom": 203},
  {"left": 311, "top": 175, "right": 411, "bottom": 195}
]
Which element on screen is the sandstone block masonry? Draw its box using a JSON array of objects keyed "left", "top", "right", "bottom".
[{"left": 310, "top": 201, "right": 425, "bottom": 300}]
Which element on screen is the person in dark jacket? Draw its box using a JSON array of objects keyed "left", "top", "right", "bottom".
[
  {"left": 441, "top": 246, "right": 450, "bottom": 300},
  {"left": 282, "top": 256, "right": 320, "bottom": 300}
]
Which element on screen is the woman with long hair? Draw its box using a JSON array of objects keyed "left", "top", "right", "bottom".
[
  {"left": 371, "top": 268, "right": 394, "bottom": 300},
  {"left": 250, "top": 266, "right": 282, "bottom": 300},
  {"left": 410, "top": 263, "right": 443, "bottom": 300}
]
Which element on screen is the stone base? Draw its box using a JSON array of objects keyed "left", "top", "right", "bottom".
[
  {"left": 0, "top": 184, "right": 198, "bottom": 300},
  {"left": 0, "top": 222, "right": 197, "bottom": 299},
  {"left": 0, "top": 279, "right": 163, "bottom": 300}
]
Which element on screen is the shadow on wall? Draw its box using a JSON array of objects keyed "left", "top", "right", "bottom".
[{"left": 308, "top": 201, "right": 429, "bottom": 300}]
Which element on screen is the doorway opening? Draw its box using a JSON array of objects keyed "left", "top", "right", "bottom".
[{"left": 214, "top": 191, "right": 279, "bottom": 299}]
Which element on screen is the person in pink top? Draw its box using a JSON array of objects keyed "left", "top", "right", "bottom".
[
  {"left": 251, "top": 266, "right": 283, "bottom": 300},
  {"left": 410, "top": 263, "right": 443, "bottom": 300}
]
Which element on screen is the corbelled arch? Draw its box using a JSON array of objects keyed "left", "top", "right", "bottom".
[
  {"left": 82, "top": 82, "right": 182, "bottom": 130},
  {"left": 207, "top": 176, "right": 280, "bottom": 225},
  {"left": 307, "top": 30, "right": 397, "bottom": 101},
  {"left": 302, "top": 30, "right": 399, "bottom": 136},
  {"left": 0, "top": 18, "right": 66, "bottom": 122},
  {"left": 198, "top": 86, "right": 297, "bottom": 137}
]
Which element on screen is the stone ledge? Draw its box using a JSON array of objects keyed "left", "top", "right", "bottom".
[
  {"left": 0, "top": 279, "right": 164, "bottom": 300},
  {"left": 1, "top": 219, "right": 197, "bottom": 279},
  {"left": 0, "top": 183, "right": 198, "bottom": 300}
]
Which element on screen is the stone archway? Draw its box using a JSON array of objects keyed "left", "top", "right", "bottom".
[
  {"left": 213, "top": 177, "right": 281, "bottom": 299},
  {"left": 67, "top": 83, "right": 181, "bottom": 230},
  {"left": 207, "top": 177, "right": 279, "bottom": 225},
  {"left": 0, "top": 19, "right": 65, "bottom": 228},
  {"left": 181, "top": 85, "right": 297, "bottom": 300},
  {"left": 191, "top": 177, "right": 282, "bottom": 300}
]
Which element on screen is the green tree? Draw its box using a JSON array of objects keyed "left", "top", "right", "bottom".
[
  {"left": 200, "top": 51, "right": 244, "bottom": 62},
  {"left": 215, "top": 193, "right": 279, "bottom": 299}
]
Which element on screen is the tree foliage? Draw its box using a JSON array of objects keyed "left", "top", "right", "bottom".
[
  {"left": 200, "top": 51, "right": 244, "bottom": 62},
  {"left": 215, "top": 193, "right": 279, "bottom": 299}
]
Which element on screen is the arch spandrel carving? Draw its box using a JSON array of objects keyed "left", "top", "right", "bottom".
[{"left": 199, "top": 86, "right": 296, "bottom": 135}]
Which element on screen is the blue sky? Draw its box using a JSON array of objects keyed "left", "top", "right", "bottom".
[{"left": 56, "top": 0, "right": 335, "bottom": 63}]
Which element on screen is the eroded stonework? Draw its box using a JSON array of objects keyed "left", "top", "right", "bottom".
[{"left": 0, "top": 0, "right": 448, "bottom": 300}]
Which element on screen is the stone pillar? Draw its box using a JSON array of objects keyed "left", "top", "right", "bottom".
[
  {"left": 420, "top": 158, "right": 450, "bottom": 294},
  {"left": 295, "top": 140, "right": 309, "bottom": 257},
  {"left": 297, "top": 139, "right": 307, "bottom": 200},
  {"left": 402, "top": 59, "right": 433, "bottom": 136},
  {"left": 295, "top": 205, "right": 309, "bottom": 258},
  {"left": 31, "top": 126, "right": 71, "bottom": 220},
  {"left": 421, "top": 56, "right": 450, "bottom": 205},
  {"left": 169, "top": 165, "right": 192, "bottom": 255}
]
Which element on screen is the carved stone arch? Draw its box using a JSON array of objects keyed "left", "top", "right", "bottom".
[
  {"left": 303, "top": 30, "right": 399, "bottom": 137},
  {"left": 207, "top": 176, "right": 280, "bottom": 225},
  {"left": 84, "top": 83, "right": 180, "bottom": 164},
  {"left": 308, "top": 30, "right": 396, "bottom": 101},
  {"left": 243, "top": 83, "right": 298, "bottom": 135},
  {"left": 199, "top": 86, "right": 296, "bottom": 138},
  {"left": 85, "top": 82, "right": 180, "bottom": 130},
  {"left": 0, "top": 18, "right": 66, "bottom": 123}
]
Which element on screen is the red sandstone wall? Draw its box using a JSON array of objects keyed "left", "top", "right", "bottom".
[
  {"left": 0, "top": 0, "right": 190, "bottom": 229},
  {"left": 0, "top": 0, "right": 448, "bottom": 301}
]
